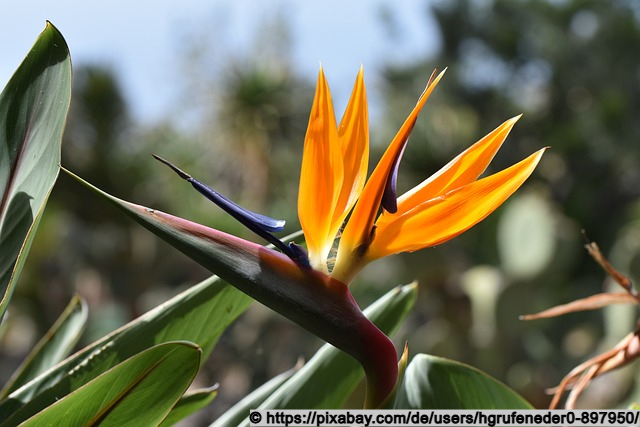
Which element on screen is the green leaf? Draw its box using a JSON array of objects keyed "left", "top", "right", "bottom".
[
  {"left": 0, "top": 295, "right": 87, "bottom": 399},
  {"left": 19, "top": 341, "right": 201, "bottom": 427},
  {"left": 0, "top": 275, "right": 252, "bottom": 425},
  {"left": 0, "top": 22, "right": 72, "bottom": 322},
  {"left": 159, "top": 385, "right": 218, "bottom": 427},
  {"left": 394, "top": 354, "right": 533, "bottom": 409},
  {"left": 210, "top": 361, "right": 301, "bottom": 427},
  {"left": 233, "top": 283, "right": 417, "bottom": 423}
]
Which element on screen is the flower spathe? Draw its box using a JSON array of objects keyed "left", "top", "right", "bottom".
[{"left": 298, "top": 68, "right": 546, "bottom": 284}]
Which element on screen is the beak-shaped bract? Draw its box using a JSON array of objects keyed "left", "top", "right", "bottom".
[{"left": 68, "top": 166, "right": 400, "bottom": 409}]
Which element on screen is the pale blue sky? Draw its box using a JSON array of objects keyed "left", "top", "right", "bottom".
[{"left": 1, "top": 1, "right": 439, "bottom": 125}]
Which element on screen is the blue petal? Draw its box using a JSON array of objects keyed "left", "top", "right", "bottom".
[
  {"left": 189, "top": 178, "right": 285, "bottom": 233},
  {"left": 153, "top": 154, "right": 310, "bottom": 268},
  {"left": 153, "top": 154, "right": 285, "bottom": 232}
]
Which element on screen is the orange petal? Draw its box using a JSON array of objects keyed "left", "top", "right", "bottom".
[
  {"left": 329, "top": 67, "right": 370, "bottom": 242},
  {"left": 393, "top": 115, "right": 521, "bottom": 216},
  {"left": 298, "top": 68, "right": 344, "bottom": 270},
  {"left": 333, "top": 69, "right": 446, "bottom": 277},
  {"left": 368, "top": 148, "right": 546, "bottom": 260}
]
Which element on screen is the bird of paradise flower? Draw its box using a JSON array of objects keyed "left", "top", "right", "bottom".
[
  {"left": 144, "top": 67, "right": 546, "bottom": 407},
  {"left": 157, "top": 68, "right": 544, "bottom": 282}
]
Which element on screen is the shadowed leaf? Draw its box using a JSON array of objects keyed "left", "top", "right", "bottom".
[{"left": 0, "top": 22, "right": 72, "bottom": 322}]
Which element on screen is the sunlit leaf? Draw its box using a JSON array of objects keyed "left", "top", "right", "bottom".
[
  {"left": 19, "top": 342, "right": 200, "bottom": 427},
  {"left": 394, "top": 354, "right": 532, "bottom": 409},
  {"left": 0, "top": 22, "right": 72, "bottom": 322},
  {"left": 0, "top": 295, "right": 87, "bottom": 399}
]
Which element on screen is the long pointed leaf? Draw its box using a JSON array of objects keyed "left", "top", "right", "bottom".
[
  {"left": 18, "top": 342, "right": 201, "bottom": 427},
  {"left": 0, "top": 22, "right": 72, "bottom": 322},
  {"left": 0, "top": 295, "right": 87, "bottom": 399}
]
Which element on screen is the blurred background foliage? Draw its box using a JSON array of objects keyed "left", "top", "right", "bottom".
[{"left": 2, "top": 0, "right": 640, "bottom": 423}]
